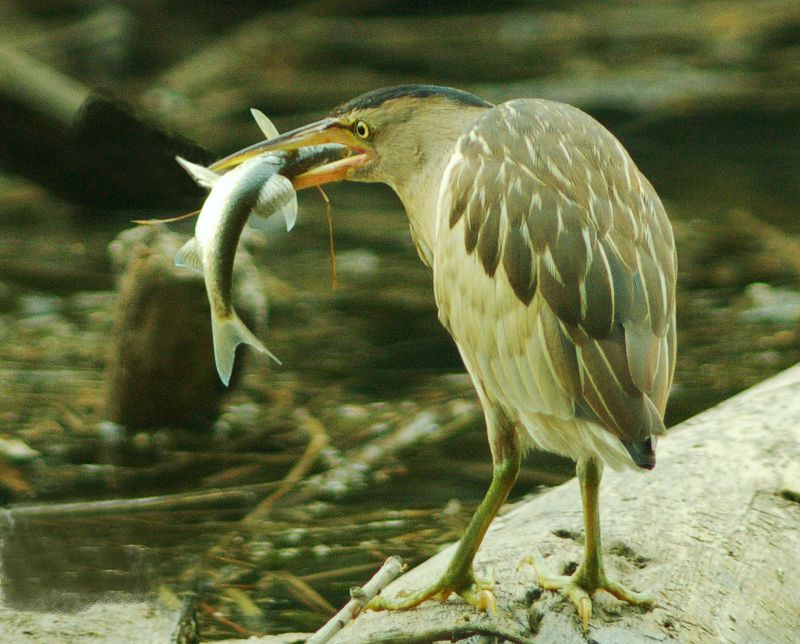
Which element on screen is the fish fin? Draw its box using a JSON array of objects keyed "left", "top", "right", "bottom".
[
  {"left": 176, "top": 156, "right": 220, "bottom": 189},
  {"left": 253, "top": 175, "right": 297, "bottom": 231},
  {"left": 211, "top": 313, "right": 281, "bottom": 386},
  {"left": 174, "top": 238, "right": 203, "bottom": 273},
  {"left": 277, "top": 198, "right": 298, "bottom": 231},
  {"left": 245, "top": 200, "right": 296, "bottom": 232},
  {"left": 250, "top": 108, "right": 280, "bottom": 139}
]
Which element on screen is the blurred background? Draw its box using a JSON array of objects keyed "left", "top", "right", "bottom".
[{"left": 1, "top": 1, "right": 800, "bottom": 640}]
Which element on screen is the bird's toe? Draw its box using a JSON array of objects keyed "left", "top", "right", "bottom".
[
  {"left": 366, "top": 567, "right": 496, "bottom": 613},
  {"left": 524, "top": 551, "right": 653, "bottom": 632}
]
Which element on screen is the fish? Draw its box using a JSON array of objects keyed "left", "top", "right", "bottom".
[
  {"left": 174, "top": 114, "right": 348, "bottom": 386},
  {"left": 175, "top": 154, "right": 289, "bottom": 385}
]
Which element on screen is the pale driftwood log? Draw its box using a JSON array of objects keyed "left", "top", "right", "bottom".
[{"left": 304, "top": 363, "right": 800, "bottom": 643}]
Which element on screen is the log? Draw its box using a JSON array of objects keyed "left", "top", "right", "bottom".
[
  {"left": 0, "top": 42, "right": 210, "bottom": 209},
  {"left": 308, "top": 363, "right": 800, "bottom": 643}
]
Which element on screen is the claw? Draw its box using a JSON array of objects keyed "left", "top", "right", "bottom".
[
  {"left": 576, "top": 594, "right": 592, "bottom": 632},
  {"left": 523, "top": 551, "right": 653, "bottom": 632},
  {"left": 473, "top": 588, "right": 497, "bottom": 613}
]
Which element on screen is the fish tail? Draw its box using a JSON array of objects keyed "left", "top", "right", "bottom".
[{"left": 211, "top": 313, "right": 281, "bottom": 386}]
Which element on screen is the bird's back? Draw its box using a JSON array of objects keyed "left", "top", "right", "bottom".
[{"left": 433, "top": 98, "right": 676, "bottom": 470}]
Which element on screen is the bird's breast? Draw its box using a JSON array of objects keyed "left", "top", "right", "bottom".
[{"left": 433, "top": 216, "right": 576, "bottom": 424}]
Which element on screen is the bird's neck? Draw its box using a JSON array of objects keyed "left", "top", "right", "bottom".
[
  {"left": 393, "top": 155, "right": 452, "bottom": 266},
  {"left": 370, "top": 103, "right": 489, "bottom": 266}
]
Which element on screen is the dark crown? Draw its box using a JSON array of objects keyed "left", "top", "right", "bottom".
[{"left": 330, "top": 85, "right": 492, "bottom": 116}]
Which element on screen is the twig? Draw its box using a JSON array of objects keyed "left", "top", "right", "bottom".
[
  {"left": 300, "top": 562, "right": 383, "bottom": 584},
  {"left": 222, "top": 586, "right": 263, "bottom": 617},
  {"left": 291, "top": 409, "right": 479, "bottom": 503},
  {"left": 307, "top": 556, "right": 405, "bottom": 644},
  {"left": 269, "top": 572, "right": 337, "bottom": 615},
  {"left": 198, "top": 600, "right": 259, "bottom": 638},
  {"left": 348, "top": 625, "right": 537, "bottom": 644},
  {"left": 3, "top": 487, "right": 255, "bottom": 523},
  {"left": 208, "top": 554, "right": 256, "bottom": 569},
  {"left": 242, "top": 407, "right": 329, "bottom": 523}
]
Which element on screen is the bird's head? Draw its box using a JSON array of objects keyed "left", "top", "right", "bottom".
[{"left": 212, "top": 85, "right": 492, "bottom": 196}]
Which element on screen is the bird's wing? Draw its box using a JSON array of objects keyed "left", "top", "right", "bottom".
[{"left": 436, "top": 99, "right": 676, "bottom": 447}]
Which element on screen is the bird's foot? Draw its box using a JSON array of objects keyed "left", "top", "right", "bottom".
[
  {"left": 366, "top": 567, "right": 496, "bottom": 613},
  {"left": 524, "top": 552, "right": 654, "bottom": 632}
]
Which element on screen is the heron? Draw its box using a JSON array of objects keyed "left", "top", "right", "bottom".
[{"left": 213, "top": 84, "right": 676, "bottom": 628}]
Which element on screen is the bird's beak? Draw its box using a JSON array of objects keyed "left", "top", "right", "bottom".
[{"left": 209, "top": 118, "right": 372, "bottom": 190}]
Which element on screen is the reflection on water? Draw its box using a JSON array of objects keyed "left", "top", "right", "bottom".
[{"left": 0, "top": 513, "right": 219, "bottom": 612}]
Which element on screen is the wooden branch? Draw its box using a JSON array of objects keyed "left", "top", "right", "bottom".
[
  {"left": 308, "top": 556, "right": 405, "bottom": 644},
  {"left": 0, "top": 41, "right": 210, "bottom": 209},
  {"left": 199, "top": 600, "right": 257, "bottom": 639},
  {"left": 284, "top": 408, "right": 480, "bottom": 504},
  {"left": 3, "top": 487, "right": 255, "bottom": 523},
  {"left": 242, "top": 407, "right": 330, "bottom": 523},
  {"left": 0, "top": 42, "right": 88, "bottom": 126},
  {"left": 317, "top": 364, "right": 800, "bottom": 643}
]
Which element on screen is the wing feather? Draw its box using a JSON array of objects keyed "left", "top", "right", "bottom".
[{"left": 440, "top": 99, "right": 676, "bottom": 446}]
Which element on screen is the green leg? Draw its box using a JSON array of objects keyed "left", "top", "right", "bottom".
[
  {"left": 530, "top": 457, "right": 654, "bottom": 630},
  {"left": 368, "top": 440, "right": 520, "bottom": 612}
]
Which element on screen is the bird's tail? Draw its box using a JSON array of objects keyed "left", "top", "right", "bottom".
[
  {"left": 621, "top": 437, "right": 656, "bottom": 470},
  {"left": 211, "top": 313, "right": 280, "bottom": 386}
]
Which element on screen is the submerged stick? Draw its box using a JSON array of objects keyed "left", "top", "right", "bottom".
[
  {"left": 269, "top": 572, "right": 337, "bottom": 615},
  {"left": 198, "top": 600, "right": 258, "bottom": 638},
  {"left": 242, "top": 407, "right": 329, "bottom": 523},
  {"left": 307, "top": 556, "right": 405, "bottom": 644},
  {"left": 3, "top": 487, "right": 255, "bottom": 524},
  {"left": 290, "top": 408, "right": 480, "bottom": 504}
]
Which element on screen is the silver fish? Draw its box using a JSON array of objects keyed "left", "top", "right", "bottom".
[
  {"left": 175, "top": 112, "right": 347, "bottom": 385},
  {"left": 175, "top": 154, "right": 290, "bottom": 385}
]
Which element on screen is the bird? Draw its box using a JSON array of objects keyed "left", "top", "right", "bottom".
[{"left": 213, "top": 84, "right": 677, "bottom": 629}]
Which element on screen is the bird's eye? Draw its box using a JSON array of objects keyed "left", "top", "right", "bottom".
[{"left": 354, "top": 120, "right": 371, "bottom": 139}]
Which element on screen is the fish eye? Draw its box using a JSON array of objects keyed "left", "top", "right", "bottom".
[{"left": 354, "top": 120, "right": 371, "bottom": 139}]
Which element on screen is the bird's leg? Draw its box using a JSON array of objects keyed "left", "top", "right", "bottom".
[
  {"left": 529, "top": 457, "right": 654, "bottom": 631},
  {"left": 368, "top": 435, "right": 520, "bottom": 612}
]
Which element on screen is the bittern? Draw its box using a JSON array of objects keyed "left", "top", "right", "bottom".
[{"left": 215, "top": 85, "right": 676, "bottom": 627}]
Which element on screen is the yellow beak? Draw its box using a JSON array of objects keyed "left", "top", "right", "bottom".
[{"left": 209, "top": 118, "right": 372, "bottom": 190}]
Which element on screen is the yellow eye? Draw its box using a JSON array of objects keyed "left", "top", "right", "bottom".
[{"left": 354, "top": 120, "right": 371, "bottom": 139}]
